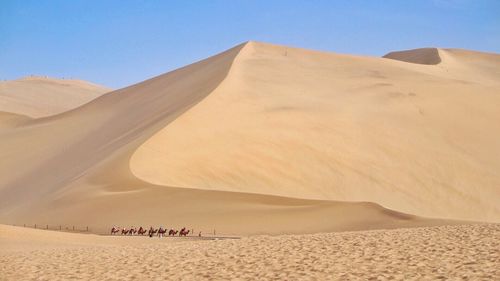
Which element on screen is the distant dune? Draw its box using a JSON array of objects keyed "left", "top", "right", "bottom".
[
  {"left": 0, "top": 76, "right": 110, "bottom": 118},
  {"left": 383, "top": 48, "right": 442, "bottom": 65},
  {"left": 0, "top": 42, "right": 498, "bottom": 235}
]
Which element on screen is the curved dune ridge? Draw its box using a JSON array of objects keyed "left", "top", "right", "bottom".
[
  {"left": 0, "top": 76, "right": 110, "bottom": 118},
  {"left": 383, "top": 48, "right": 442, "bottom": 65},
  {"left": 0, "top": 41, "right": 498, "bottom": 235}
]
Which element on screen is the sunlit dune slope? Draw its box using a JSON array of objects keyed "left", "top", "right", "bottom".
[
  {"left": 131, "top": 42, "right": 500, "bottom": 222},
  {"left": 0, "top": 76, "right": 110, "bottom": 118}
]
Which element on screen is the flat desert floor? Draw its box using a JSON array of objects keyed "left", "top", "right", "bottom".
[{"left": 1, "top": 224, "right": 498, "bottom": 280}]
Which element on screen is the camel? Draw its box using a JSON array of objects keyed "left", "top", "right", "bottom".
[
  {"left": 157, "top": 227, "right": 167, "bottom": 237},
  {"left": 129, "top": 227, "right": 137, "bottom": 235},
  {"left": 168, "top": 229, "right": 178, "bottom": 236},
  {"left": 137, "top": 227, "right": 147, "bottom": 235},
  {"left": 148, "top": 227, "right": 158, "bottom": 237},
  {"left": 110, "top": 227, "right": 120, "bottom": 235},
  {"left": 121, "top": 228, "right": 130, "bottom": 235},
  {"left": 179, "top": 228, "right": 190, "bottom": 236}
]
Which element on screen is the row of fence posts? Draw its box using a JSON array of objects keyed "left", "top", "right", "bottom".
[{"left": 21, "top": 224, "right": 89, "bottom": 232}]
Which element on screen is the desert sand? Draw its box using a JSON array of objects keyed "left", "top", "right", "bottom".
[
  {"left": 1, "top": 41, "right": 499, "bottom": 280},
  {"left": 0, "top": 42, "right": 499, "bottom": 236},
  {"left": 1, "top": 223, "right": 498, "bottom": 280},
  {"left": 0, "top": 76, "right": 110, "bottom": 118}
]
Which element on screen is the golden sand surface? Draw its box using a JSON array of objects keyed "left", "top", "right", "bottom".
[{"left": 1, "top": 224, "right": 498, "bottom": 280}]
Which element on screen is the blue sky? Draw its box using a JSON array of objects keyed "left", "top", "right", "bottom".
[{"left": 1, "top": 0, "right": 499, "bottom": 88}]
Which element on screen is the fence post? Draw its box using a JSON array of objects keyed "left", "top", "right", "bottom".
[{"left": 86, "top": 226, "right": 88, "bottom": 232}]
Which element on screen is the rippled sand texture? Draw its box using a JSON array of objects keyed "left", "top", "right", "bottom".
[{"left": 1, "top": 224, "right": 498, "bottom": 280}]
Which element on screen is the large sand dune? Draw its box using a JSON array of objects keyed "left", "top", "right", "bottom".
[
  {"left": 0, "top": 42, "right": 498, "bottom": 235},
  {"left": 0, "top": 76, "right": 110, "bottom": 118},
  {"left": 130, "top": 42, "right": 500, "bottom": 222}
]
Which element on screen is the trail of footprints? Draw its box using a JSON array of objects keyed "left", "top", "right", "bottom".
[{"left": 1, "top": 224, "right": 498, "bottom": 280}]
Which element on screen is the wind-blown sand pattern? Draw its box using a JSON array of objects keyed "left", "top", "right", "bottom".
[{"left": 1, "top": 224, "right": 498, "bottom": 280}]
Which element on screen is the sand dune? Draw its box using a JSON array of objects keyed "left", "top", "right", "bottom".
[
  {"left": 130, "top": 42, "right": 500, "bottom": 222},
  {"left": 0, "top": 76, "right": 110, "bottom": 118},
  {"left": 1, "top": 223, "right": 498, "bottom": 280},
  {"left": 383, "top": 48, "right": 442, "bottom": 64},
  {"left": 0, "top": 42, "right": 498, "bottom": 235}
]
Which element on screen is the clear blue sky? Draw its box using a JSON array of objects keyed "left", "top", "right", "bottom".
[{"left": 1, "top": 0, "right": 499, "bottom": 88}]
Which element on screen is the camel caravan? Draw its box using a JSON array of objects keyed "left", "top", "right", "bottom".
[{"left": 110, "top": 226, "right": 193, "bottom": 237}]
